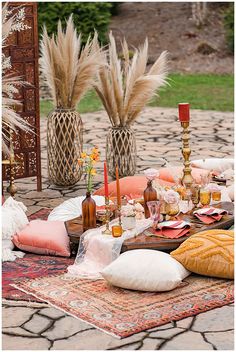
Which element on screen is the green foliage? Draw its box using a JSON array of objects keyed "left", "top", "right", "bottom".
[
  {"left": 38, "top": 2, "right": 113, "bottom": 44},
  {"left": 40, "top": 74, "right": 234, "bottom": 117},
  {"left": 151, "top": 73, "right": 234, "bottom": 112},
  {"left": 224, "top": 3, "right": 234, "bottom": 53}
]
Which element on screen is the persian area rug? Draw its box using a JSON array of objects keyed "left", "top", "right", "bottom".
[
  {"left": 2, "top": 207, "right": 73, "bottom": 302},
  {"left": 3, "top": 254, "right": 74, "bottom": 302},
  {"left": 28, "top": 208, "right": 51, "bottom": 221},
  {"left": 12, "top": 274, "right": 234, "bottom": 338}
]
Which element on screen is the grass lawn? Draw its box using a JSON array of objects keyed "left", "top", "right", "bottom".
[{"left": 40, "top": 74, "right": 234, "bottom": 116}]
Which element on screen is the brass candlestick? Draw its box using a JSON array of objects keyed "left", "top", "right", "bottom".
[
  {"left": 2, "top": 130, "right": 19, "bottom": 198},
  {"left": 181, "top": 121, "right": 193, "bottom": 189},
  {"left": 102, "top": 196, "right": 112, "bottom": 235},
  {"left": 117, "top": 204, "right": 123, "bottom": 233}
]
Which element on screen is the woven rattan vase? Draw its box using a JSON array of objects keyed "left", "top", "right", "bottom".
[
  {"left": 47, "top": 108, "right": 83, "bottom": 186},
  {"left": 106, "top": 126, "right": 136, "bottom": 178}
]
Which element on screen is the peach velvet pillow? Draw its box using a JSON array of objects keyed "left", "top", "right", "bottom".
[
  {"left": 13, "top": 220, "right": 70, "bottom": 257},
  {"left": 93, "top": 175, "right": 174, "bottom": 198},
  {"left": 158, "top": 167, "right": 212, "bottom": 184}
]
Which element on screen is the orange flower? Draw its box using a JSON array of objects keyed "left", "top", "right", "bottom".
[
  {"left": 81, "top": 152, "right": 87, "bottom": 159},
  {"left": 90, "top": 168, "right": 96, "bottom": 176},
  {"left": 92, "top": 147, "right": 99, "bottom": 154},
  {"left": 90, "top": 153, "right": 100, "bottom": 162},
  {"left": 78, "top": 159, "right": 84, "bottom": 166}
]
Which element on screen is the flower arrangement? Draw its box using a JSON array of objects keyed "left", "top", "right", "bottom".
[
  {"left": 163, "top": 189, "right": 180, "bottom": 204},
  {"left": 78, "top": 147, "right": 100, "bottom": 193},
  {"left": 120, "top": 204, "right": 135, "bottom": 218},
  {"left": 94, "top": 32, "right": 168, "bottom": 127},
  {"left": 144, "top": 168, "right": 159, "bottom": 181}
]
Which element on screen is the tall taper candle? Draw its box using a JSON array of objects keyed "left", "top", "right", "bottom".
[
  {"left": 178, "top": 103, "right": 190, "bottom": 122},
  {"left": 115, "top": 166, "right": 121, "bottom": 207},
  {"left": 104, "top": 162, "right": 109, "bottom": 198}
]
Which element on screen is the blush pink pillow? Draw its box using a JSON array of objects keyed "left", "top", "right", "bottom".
[{"left": 13, "top": 220, "right": 70, "bottom": 257}]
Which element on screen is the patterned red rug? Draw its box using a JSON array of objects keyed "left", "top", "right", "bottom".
[
  {"left": 2, "top": 208, "right": 73, "bottom": 302},
  {"left": 12, "top": 274, "right": 233, "bottom": 338}
]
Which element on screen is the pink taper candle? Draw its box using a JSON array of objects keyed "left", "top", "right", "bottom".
[
  {"left": 104, "top": 162, "right": 109, "bottom": 198},
  {"left": 178, "top": 103, "right": 190, "bottom": 122}
]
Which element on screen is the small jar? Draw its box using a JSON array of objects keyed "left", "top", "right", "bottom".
[
  {"left": 212, "top": 190, "right": 221, "bottom": 202},
  {"left": 122, "top": 216, "right": 136, "bottom": 230}
]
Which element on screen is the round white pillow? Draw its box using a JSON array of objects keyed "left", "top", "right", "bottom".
[
  {"left": 101, "top": 249, "right": 190, "bottom": 292},
  {"left": 48, "top": 195, "right": 106, "bottom": 221},
  {"left": 191, "top": 158, "right": 234, "bottom": 173}
]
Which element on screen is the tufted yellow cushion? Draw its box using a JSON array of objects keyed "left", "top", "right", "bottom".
[{"left": 171, "top": 230, "right": 234, "bottom": 279}]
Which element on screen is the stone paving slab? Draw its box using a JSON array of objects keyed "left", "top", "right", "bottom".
[{"left": 2, "top": 107, "right": 234, "bottom": 350}]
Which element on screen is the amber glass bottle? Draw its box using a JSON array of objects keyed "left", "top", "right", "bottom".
[
  {"left": 82, "top": 192, "right": 96, "bottom": 232},
  {"left": 143, "top": 180, "right": 158, "bottom": 218}
]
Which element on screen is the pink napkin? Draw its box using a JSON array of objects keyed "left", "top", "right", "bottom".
[
  {"left": 194, "top": 207, "right": 228, "bottom": 224},
  {"left": 151, "top": 221, "right": 191, "bottom": 239}
]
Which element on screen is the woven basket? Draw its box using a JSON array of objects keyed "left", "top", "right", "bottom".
[
  {"left": 106, "top": 127, "right": 136, "bottom": 178},
  {"left": 47, "top": 109, "right": 83, "bottom": 186}
]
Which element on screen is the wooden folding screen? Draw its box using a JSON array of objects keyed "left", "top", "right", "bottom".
[{"left": 2, "top": 2, "right": 42, "bottom": 191}]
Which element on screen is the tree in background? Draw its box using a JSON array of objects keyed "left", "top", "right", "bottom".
[{"left": 38, "top": 2, "right": 115, "bottom": 44}]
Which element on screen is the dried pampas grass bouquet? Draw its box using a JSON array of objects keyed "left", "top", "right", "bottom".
[{"left": 94, "top": 32, "right": 169, "bottom": 127}]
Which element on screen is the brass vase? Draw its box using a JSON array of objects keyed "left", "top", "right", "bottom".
[{"left": 106, "top": 126, "right": 136, "bottom": 178}]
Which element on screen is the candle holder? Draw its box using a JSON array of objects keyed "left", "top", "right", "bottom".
[
  {"left": 181, "top": 121, "right": 193, "bottom": 189},
  {"left": 117, "top": 204, "right": 123, "bottom": 234},
  {"left": 102, "top": 196, "right": 112, "bottom": 235},
  {"left": 2, "top": 130, "right": 21, "bottom": 198}
]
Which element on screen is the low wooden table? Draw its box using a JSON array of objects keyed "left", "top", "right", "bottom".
[{"left": 65, "top": 202, "right": 234, "bottom": 256}]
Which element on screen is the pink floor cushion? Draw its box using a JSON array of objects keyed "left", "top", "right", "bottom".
[
  {"left": 13, "top": 220, "right": 70, "bottom": 257},
  {"left": 158, "top": 166, "right": 213, "bottom": 184},
  {"left": 94, "top": 175, "right": 174, "bottom": 198}
]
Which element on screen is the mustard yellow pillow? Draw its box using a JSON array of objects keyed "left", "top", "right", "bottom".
[{"left": 171, "top": 230, "right": 234, "bottom": 279}]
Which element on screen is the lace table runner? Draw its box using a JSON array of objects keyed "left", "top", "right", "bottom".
[{"left": 67, "top": 218, "right": 152, "bottom": 279}]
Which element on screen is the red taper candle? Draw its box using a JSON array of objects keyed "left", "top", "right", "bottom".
[
  {"left": 178, "top": 103, "right": 190, "bottom": 122},
  {"left": 104, "top": 162, "right": 109, "bottom": 198},
  {"left": 115, "top": 166, "right": 121, "bottom": 207}
]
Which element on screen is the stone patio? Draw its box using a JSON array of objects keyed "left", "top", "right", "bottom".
[{"left": 3, "top": 107, "right": 234, "bottom": 350}]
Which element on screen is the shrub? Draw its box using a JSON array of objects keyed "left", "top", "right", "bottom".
[
  {"left": 224, "top": 3, "right": 234, "bottom": 53},
  {"left": 38, "top": 2, "right": 113, "bottom": 44}
]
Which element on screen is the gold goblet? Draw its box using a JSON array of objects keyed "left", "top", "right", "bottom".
[
  {"left": 166, "top": 203, "right": 180, "bottom": 220},
  {"left": 200, "top": 189, "right": 211, "bottom": 207}
]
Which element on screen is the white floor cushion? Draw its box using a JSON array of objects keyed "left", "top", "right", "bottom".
[
  {"left": 2, "top": 197, "right": 28, "bottom": 262},
  {"left": 101, "top": 249, "right": 190, "bottom": 292},
  {"left": 191, "top": 158, "right": 234, "bottom": 173},
  {"left": 48, "top": 195, "right": 106, "bottom": 221}
]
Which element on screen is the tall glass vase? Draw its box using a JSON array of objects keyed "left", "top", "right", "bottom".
[
  {"left": 82, "top": 192, "right": 96, "bottom": 232},
  {"left": 106, "top": 126, "right": 136, "bottom": 179}
]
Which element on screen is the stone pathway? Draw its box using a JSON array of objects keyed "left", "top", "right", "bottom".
[{"left": 3, "top": 107, "right": 234, "bottom": 350}]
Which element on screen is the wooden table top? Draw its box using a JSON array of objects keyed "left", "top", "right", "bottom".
[{"left": 65, "top": 202, "right": 234, "bottom": 255}]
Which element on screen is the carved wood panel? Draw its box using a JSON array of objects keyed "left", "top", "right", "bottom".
[{"left": 2, "top": 2, "right": 42, "bottom": 191}]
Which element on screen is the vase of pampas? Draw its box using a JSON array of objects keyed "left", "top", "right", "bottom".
[
  {"left": 40, "top": 16, "right": 102, "bottom": 186},
  {"left": 94, "top": 32, "right": 168, "bottom": 178},
  {"left": 106, "top": 126, "right": 136, "bottom": 178}
]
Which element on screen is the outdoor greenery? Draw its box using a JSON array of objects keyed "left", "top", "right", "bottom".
[
  {"left": 38, "top": 2, "right": 113, "bottom": 44},
  {"left": 224, "top": 3, "right": 234, "bottom": 53},
  {"left": 40, "top": 74, "right": 234, "bottom": 116}
]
